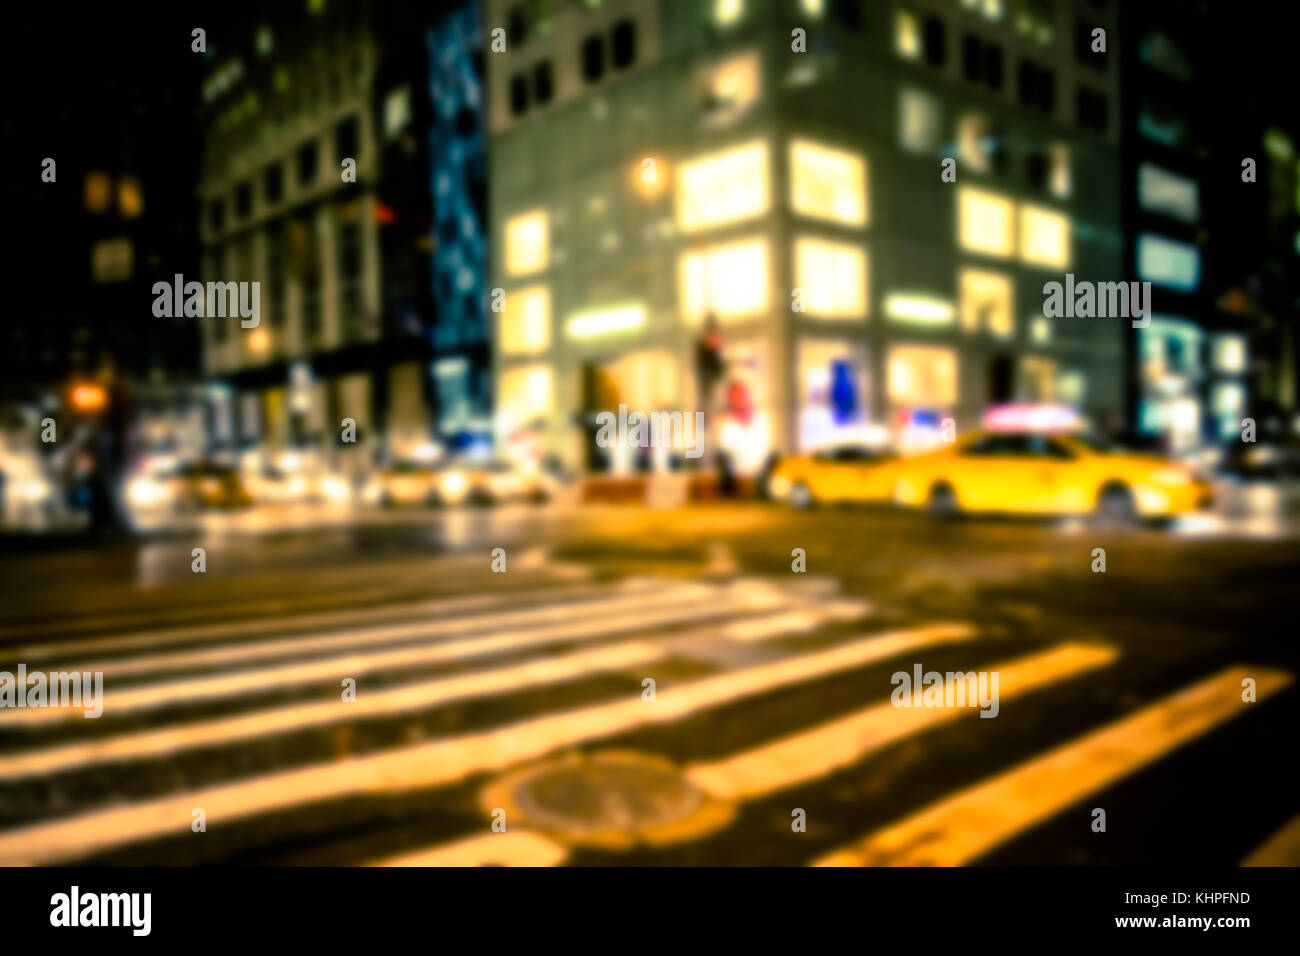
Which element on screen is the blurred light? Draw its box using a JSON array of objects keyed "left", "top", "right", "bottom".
[
  {"left": 246, "top": 327, "right": 271, "bottom": 355},
  {"left": 91, "top": 238, "right": 133, "bottom": 282},
  {"left": 1138, "top": 164, "right": 1199, "bottom": 222},
  {"left": 715, "top": 0, "right": 743, "bottom": 25},
  {"left": 126, "top": 476, "right": 171, "bottom": 509},
  {"left": 958, "top": 187, "right": 1015, "bottom": 258},
  {"left": 679, "top": 238, "right": 768, "bottom": 323},
  {"left": 884, "top": 293, "right": 955, "bottom": 325},
  {"left": 676, "top": 140, "right": 769, "bottom": 234},
  {"left": 1138, "top": 234, "right": 1200, "bottom": 291},
  {"left": 501, "top": 285, "right": 551, "bottom": 355},
  {"left": 959, "top": 269, "right": 1013, "bottom": 336},
  {"left": 1048, "top": 144, "right": 1071, "bottom": 199},
  {"left": 71, "top": 383, "right": 107, "bottom": 412},
  {"left": 795, "top": 238, "right": 867, "bottom": 317},
  {"left": 84, "top": 172, "right": 111, "bottom": 213},
  {"left": 895, "top": 10, "right": 921, "bottom": 60},
  {"left": 505, "top": 209, "right": 549, "bottom": 277},
  {"left": 565, "top": 303, "right": 647, "bottom": 338},
  {"left": 800, "top": 0, "right": 825, "bottom": 16},
  {"left": 256, "top": 25, "right": 273, "bottom": 56},
  {"left": 1213, "top": 334, "right": 1246, "bottom": 373},
  {"left": 789, "top": 139, "right": 867, "bottom": 226},
  {"left": 1031, "top": 317, "right": 1051, "bottom": 344},
  {"left": 698, "top": 51, "right": 761, "bottom": 128},
  {"left": 1019, "top": 204, "right": 1070, "bottom": 268},
  {"left": 1264, "top": 128, "right": 1294, "bottom": 160},
  {"left": 633, "top": 156, "right": 667, "bottom": 198},
  {"left": 983, "top": 403, "right": 1080, "bottom": 432},
  {"left": 118, "top": 177, "right": 144, "bottom": 218}
]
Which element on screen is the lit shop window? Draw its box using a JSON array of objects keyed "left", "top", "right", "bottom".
[
  {"left": 499, "top": 364, "right": 554, "bottom": 424},
  {"left": 888, "top": 344, "right": 958, "bottom": 406},
  {"left": 899, "top": 88, "right": 941, "bottom": 153},
  {"left": 504, "top": 209, "right": 549, "bottom": 277},
  {"left": 1138, "top": 163, "right": 1199, "bottom": 223},
  {"left": 499, "top": 285, "right": 551, "bottom": 355},
  {"left": 1137, "top": 234, "right": 1200, "bottom": 291},
  {"left": 789, "top": 140, "right": 867, "bottom": 227},
  {"left": 895, "top": 9, "right": 922, "bottom": 60},
  {"left": 676, "top": 140, "right": 769, "bottom": 234},
  {"left": 959, "top": 269, "right": 1014, "bottom": 337},
  {"left": 958, "top": 187, "right": 1015, "bottom": 258},
  {"left": 794, "top": 237, "right": 867, "bottom": 318},
  {"left": 1018, "top": 204, "right": 1070, "bottom": 269},
  {"left": 679, "top": 237, "right": 769, "bottom": 324}
]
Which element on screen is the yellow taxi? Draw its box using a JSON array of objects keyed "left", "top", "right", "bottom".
[
  {"left": 767, "top": 443, "right": 900, "bottom": 508},
  {"left": 888, "top": 429, "right": 1212, "bottom": 522}
]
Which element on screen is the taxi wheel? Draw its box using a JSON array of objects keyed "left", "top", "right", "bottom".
[
  {"left": 1095, "top": 483, "right": 1136, "bottom": 526},
  {"left": 789, "top": 482, "right": 814, "bottom": 509},
  {"left": 926, "top": 482, "right": 959, "bottom": 519}
]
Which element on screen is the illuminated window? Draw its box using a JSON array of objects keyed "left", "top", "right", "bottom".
[
  {"left": 895, "top": 9, "right": 921, "bottom": 60},
  {"left": 679, "top": 237, "right": 769, "bottom": 323},
  {"left": 960, "top": 269, "right": 1014, "bottom": 337},
  {"left": 500, "top": 286, "right": 550, "bottom": 355},
  {"left": 676, "top": 141, "right": 769, "bottom": 233},
  {"left": 715, "top": 0, "right": 743, "bottom": 25},
  {"left": 84, "top": 172, "right": 112, "bottom": 213},
  {"left": 888, "top": 344, "right": 958, "bottom": 406},
  {"left": 1048, "top": 144, "right": 1070, "bottom": 198},
  {"left": 958, "top": 187, "right": 1015, "bottom": 258},
  {"left": 957, "top": 114, "right": 995, "bottom": 173},
  {"left": 794, "top": 238, "right": 867, "bottom": 318},
  {"left": 899, "top": 88, "right": 941, "bottom": 153},
  {"left": 499, "top": 364, "right": 554, "bottom": 424},
  {"left": 117, "top": 177, "right": 144, "bottom": 218},
  {"left": 789, "top": 140, "right": 867, "bottom": 227},
  {"left": 1138, "top": 164, "right": 1199, "bottom": 222},
  {"left": 504, "top": 209, "right": 549, "bottom": 277},
  {"left": 1018, "top": 204, "right": 1070, "bottom": 268},
  {"left": 1137, "top": 234, "right": 1200, "bottom": 291}
]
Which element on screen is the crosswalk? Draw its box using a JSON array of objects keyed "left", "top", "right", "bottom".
[{"left": 0, "top": 569, "right": 1292, "bottom": 866}]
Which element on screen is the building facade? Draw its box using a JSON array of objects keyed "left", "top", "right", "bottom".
[{"left": 487, "top": 0, "right": 1126, "bottom": 475}]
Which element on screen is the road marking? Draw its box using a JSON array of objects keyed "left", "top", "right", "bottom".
[
  {"left": 812, "top": 665, "right": 1291, "bottom": 867},
  {"left": 687, "top": 643, "right": 1118, "bottom": 800},
  {"left": 722, "top": 602, "right": 871, "bottom": 642},
  {"left": 0, "top": 622, "right": 974, "bottom": 865},
  {"left": 1241, "top": 812, "right": 1300, "bottom": 866},
  {"left": 48, "top": 582, "right": 723, "bottom": 680},
  {"left": 0, "top": 604, "right": 863, "bottom": 779},
  {"left": 4, "top": 577, "right": 661, "bottom": 661},
  {"left": 369, "top": 831, "right": 568, "bottom": 867},
  {"left": 0, "top": 585, "right": 787, "bottom": 724}
]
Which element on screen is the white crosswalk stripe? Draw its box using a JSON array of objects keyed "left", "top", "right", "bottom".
[{"left": 0, "top": 572, "right": 1289, "bottom": 868}]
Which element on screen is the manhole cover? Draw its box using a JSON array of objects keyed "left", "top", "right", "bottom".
[{"left": 480, "top": 751, "right": 735, "bottom": 850}]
